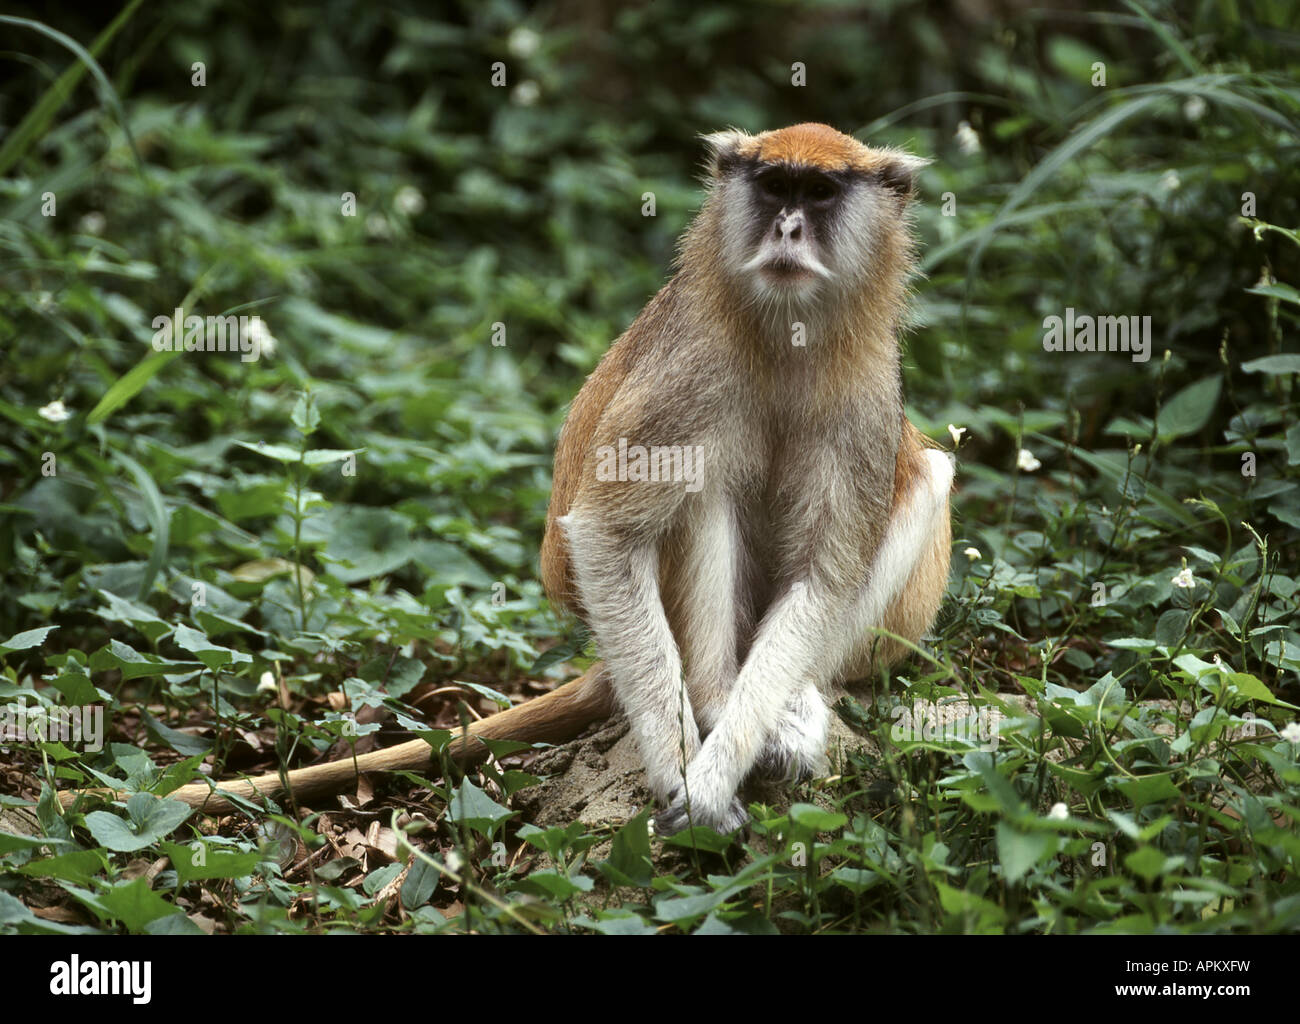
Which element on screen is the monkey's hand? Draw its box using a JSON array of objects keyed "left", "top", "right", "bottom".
[
  {"left": 750, "top": 684, "right": 830, "bottom": 783},
  {"left": 652, "top": 784, "right": 748, "bottom": 837}
]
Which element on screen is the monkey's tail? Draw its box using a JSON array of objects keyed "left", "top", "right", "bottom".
[{"left": 56, "top": 664, "right": 613, "bottom": 816}]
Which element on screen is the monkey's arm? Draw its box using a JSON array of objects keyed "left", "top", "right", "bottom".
[
  {"left": 657, "top": 446, "right": 954, "bottom": 833},
  {"left": 560, "top": 510, "right": 701, "bottom": 803},
  {"left": 56, "top": 666, "right": 612, "bottom": 815}
]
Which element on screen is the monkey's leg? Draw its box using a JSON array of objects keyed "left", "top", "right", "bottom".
[
  {"left": 656, "top": 449, "right": 953, "bottom": 834},
  {"left": 561, "top": 512, "right": 702, "bottom": 803},
  {"left": 836, "top": 459, "right": 954, "bottom": 681}
]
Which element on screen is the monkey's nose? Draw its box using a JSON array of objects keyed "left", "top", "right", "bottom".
[{"left": 775, "top": 211, "right": 804, "bottom": 242}]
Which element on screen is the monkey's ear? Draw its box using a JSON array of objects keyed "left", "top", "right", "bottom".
[
  {"left": 876, "top": 151, "right": 931, "bottom": 198},
  {"left": 700, "top": 128, "right": 752, "bottom": 179}
]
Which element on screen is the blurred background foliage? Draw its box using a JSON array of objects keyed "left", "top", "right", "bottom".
[{"left": 0, "top": 0, "right": 1296, "bottom": 682}]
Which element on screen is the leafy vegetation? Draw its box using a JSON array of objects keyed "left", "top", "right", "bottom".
[{"left": 1, "top": 0, "right": 1297, "bottom": 934}]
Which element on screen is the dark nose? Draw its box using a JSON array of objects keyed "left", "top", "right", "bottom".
[{"left": 774, "top": 210, "right": 804, "bottom": 242}]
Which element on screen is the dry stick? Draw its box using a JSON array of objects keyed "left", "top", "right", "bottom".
[{"left": 58, "top": 666, "right": 613, "bottom": 816}]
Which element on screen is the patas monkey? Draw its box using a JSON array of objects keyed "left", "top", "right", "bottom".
[
  {"left": 58, "top": 124, "right": 950, "bottom": 829},
  {"left": 541, "top": 123, "right": 953, "bottom": 834}
]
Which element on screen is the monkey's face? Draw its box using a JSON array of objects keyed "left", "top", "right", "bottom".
[
  {"left": 740, "top": 164, "right": 843, "bottom": 297},
  {"left": 724, "top": 160, "right": 910, "bottom": 310},
  {"left": 701, "top": 124, "right": 928, "bottom": 325}
]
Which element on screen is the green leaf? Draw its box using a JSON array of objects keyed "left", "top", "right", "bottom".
[
  {"left": 597, "top": 809, "right": 654, "bottom": 888},
  {"left": 515, "top": 869, "right": 593, "bottom": 901},
  {"left": 88, "top": 350, "right": 183, "bottom": 426},
  {"left": 0, "top": 626, "right": 58, "bottom": 656},
  {"left": 446, "top": 778, "right": 514, "bottom": 836},
  {"left": 307, "top": 506, "right": 413, "bottom": 583},
  {"left": 0, "top": 14, "right": 143, "bottom": 175},
  {"left": 362, "top": 863, "right": 403, "bottom": 896},
  {"left": 458, "top": 681, "right": 512, "bottom": 709},
  {"left": 1224, "top": 671, "right": 1298, "bottom": 710},
  {"left": 0, "top": 0, "right": 144, "bottom": 179},
  {"left": 788, "top": 803, "right": 847, "bottom": 832},
  {"left": 572, "top": 909, "right": 659, "bottom": 935},
  {"left": 0, "top": 832, "right": 77, "bottom": 855},
  {"left": 830, "top": 866, "right": 882, "bottom": 894},
  {"left": 233, "top": 440, "right": 305, "bottom": 463},
  {"left": 1246, "top": 281, "right": 1300, "bottom": 306},
  {"left": 111, "top": 451, "right": 170, "bottom": 602},
  {"left": 302, "top": 448, "right": 363, "bottom": 466},
  {"left": 93, "top": 590, "right": 171, "bottom": 644},
  {"left": 143, "top": 713, "right": 213, "bottom": 757},
  {"left": 1241, "top": 353, "right": 1300, "bottom": 375},
  {"left": 65, "top": 877, "right": 175, "bottom": 934},
  {"left": 16, "top": 849, "right": 106, "bottom": 886},
  {"left": 291, "top": 393, "right": 321, "bottom": 435},
  {"left": 89, "top": 640, "right": 202, "bottom": 680},
  {"left": 159, "top": 842, "right": 263, "bottom": 883},
  {"left": 171, "top": 623, "right": 251, "bottom": 671},
  {"left": 401, "top": 855, "right": 439, "bottom": 910},
  {"left": 934, "top": 881, "right": 1005, "bottom": 932},
  {"left": 996, "top": 822, "right": 1053, "bottom": 883},
  {"left": 1124, "top": 845, "right": 1169, "bottom": 882},
  {"left": 1110, "top": 773, "right": 1180, "bottom": 809},
  {"left": 48, "top": 659, "right": 101, "bottom": 705},
  {"left": 1156, "top": 376, "right": 1221, "bottom": 441},
  {"left": 83, "top": 793, "right": 193, "bottom": 852}
]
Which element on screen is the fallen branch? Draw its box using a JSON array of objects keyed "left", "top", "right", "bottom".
[{"left": 57, "top": 665, "right": 612, "bottom": 816}]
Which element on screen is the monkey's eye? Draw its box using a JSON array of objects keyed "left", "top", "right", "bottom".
[
  {"left": 806, "top": 179, "right": 838, "bottom": 203},
  {"left": 757, "top": 173, "right": 788, "bottom": 200}
]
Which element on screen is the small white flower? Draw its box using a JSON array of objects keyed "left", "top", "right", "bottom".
[
  {"left": 512, "top": 80, "right": 540, "bottom": 107},
  {"left": 78, "top": 211, "right": 105, "bottom": 234},
  {"left": 443, "top": 849, "right": 464, "bottom": 874},
  {"left": 963, "top": 547, "right": 981, "bottom": 561},
  {"left": 394, "top": 185, "right": 425, "bottom": 216},
  {"left": 507, "top": 27, "right": 541, "bottom": 59},
  {"left": 35, "top": 291, "right": 54, "bottom": 311},
  {"left": 1048, "top": 802, "right": 1068, "bottom": 820},
  {"left": 258, "top": 671, "right": 277, "bottom": 693},
  {"left": 1280, "top": 721, "right": 1300, "bottom": 744},
  {"left": 38, "top": 400, "right": 71, "bottom": 423},
  {"left": 955, "top": 120, "right": 981, "bottom": 155},
  {"left": 1159, "top": 170, "right": 1181, "bottom": 192},
  {"left": 365, "top": 213, "right": 391, "bottom": 239},
  {"left": 947, "top": 423, "right": 966, "bottom": 446},
  {"left": 248, "top": 318, "right": 276, "bottom": 357},
  {"left": 1182, "top": 95, "right": 1206, "bottom": 121},
  {"left": 1171, "top": 567, "right": 1196, "bottom": 589},
  {"left": 1017, "top": 449, "right": 1041, "bottom": 472}
]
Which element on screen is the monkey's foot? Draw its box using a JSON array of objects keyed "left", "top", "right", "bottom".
[
  {"left": 750, "top": 690, "right": 830, "bottom": 783},
  {"left": 652, "top": 786, "right": 748, "bottom": 837}
]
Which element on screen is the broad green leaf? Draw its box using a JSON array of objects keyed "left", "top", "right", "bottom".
[
  {"left": 0, "top": 626, "right": 58, "bottom": 656},
  {"left": 996, "top": 823, "right": 1053, "bottom": 884},
  {"left": 1156, "top": 376, "right": 1221, "bottom": 441}
]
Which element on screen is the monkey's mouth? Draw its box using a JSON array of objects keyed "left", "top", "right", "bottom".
[{"left": 758, "top": 258, "right": 816, "bottom": 284}]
